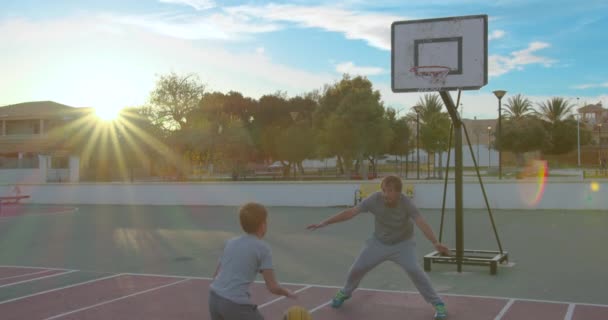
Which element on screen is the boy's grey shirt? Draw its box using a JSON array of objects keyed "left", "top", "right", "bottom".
[
  {"left": 210, "top": 234, "right": 273, "bottom": 304},
  {"left": 356, "top": 191, "right": 420, "bottom": 245}
]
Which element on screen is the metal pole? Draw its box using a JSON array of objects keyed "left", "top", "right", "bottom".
[
  {"left": 576, "top": 98, "right": 581, "bottom": 167},
  {"left": 416, "top": 112, "right": 420, "bottom": 180},
  {"left": 439, "top": 91, "right": 463, "bottom": 273},
  {"left": 600, "top": 125, "right": 603, "bottom": 165},
  {"left": 577, "top": 115, "right": 581, "bottom": 167},
  {"left": 488, "top": 127, "right": 491, "bottom": 171},
  {"left": 498, "top": 97, "right": 502, "bottom": 180}
]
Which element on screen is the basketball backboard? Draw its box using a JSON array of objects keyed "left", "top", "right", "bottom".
[{"left": 391, "top": 15, "right": 488, "bottom": 92}]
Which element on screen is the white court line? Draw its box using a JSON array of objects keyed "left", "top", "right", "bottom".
[
  {"left": 19, "top": 267, "right": 608, "bottom": 309},
  {"left": 0, "top": 273, "right": 122, "bottom": 305},
  {"left": 0, "top": 269, "right": 53, "bottom": 281},
  {"left": 258, "top": 285, "right": 312, "bottom": 309},
  {"left": 564, "top": 303, "right": 575, "bottom": 320},
  {"left": 121, "top": 270, "right": 608, "bottom": 308},
  {"left": 309, "top": 300, "right": 332, "bottom": 313},
  {"left": 43, "top": 278, "right": 189, "bottom": 320},
  {"left": 0, "top": 265, "right": 72, "bottom": 271},
  {"left": 0, "top": 270, "right": 78, "bottom": 289},
  {"left": 493, "top": 299, "right": 515, "bottom": 320}
]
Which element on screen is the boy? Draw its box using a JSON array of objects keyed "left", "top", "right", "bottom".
[
  {"left": 209, "top": 202, "right": 295, "bottom": 320},
  {"left": 307, "top": 175, "right": 450, "bottom": 320}
]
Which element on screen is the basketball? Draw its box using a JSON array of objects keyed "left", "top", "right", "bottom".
[{"left": 283, "top": 305, "right": 312, "bottom": 320}]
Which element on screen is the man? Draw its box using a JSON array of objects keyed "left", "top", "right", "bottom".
[{"left": 307, "top": 175, "right": 450, "bottom": 320}]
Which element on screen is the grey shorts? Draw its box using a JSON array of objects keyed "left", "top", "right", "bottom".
[{"left": 208, "top": 290, "right": 263, "bottom": 320}]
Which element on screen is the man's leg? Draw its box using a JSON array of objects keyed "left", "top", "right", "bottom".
[
  {"left": 391, "top": 239, "right": 443, "bottom": 305},
  {"left": 342, "top": 238, "right": 392, "bottom": 296}
]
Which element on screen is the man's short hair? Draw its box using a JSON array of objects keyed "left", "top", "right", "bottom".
[
  {"left": 381, "top": 175, "right": 402, "bottom": 192},
  {"left": 239, "top": 202, "right": 268, "bottom": 234}
]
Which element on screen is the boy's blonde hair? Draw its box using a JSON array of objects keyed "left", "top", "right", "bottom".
[{"left": 239, "top": 202, "right": 268, "bottom": 234}]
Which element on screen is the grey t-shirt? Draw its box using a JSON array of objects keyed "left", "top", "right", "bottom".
[
  {"left": 356, "top": 191, "right": 421, "bottom": 245},
  {"left": 210, "top": 234, "right": 273, "bottom": 305}
]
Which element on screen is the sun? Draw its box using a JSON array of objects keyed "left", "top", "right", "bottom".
[{"left": 95, "top": 107, "right": 122, "bottom": 121}]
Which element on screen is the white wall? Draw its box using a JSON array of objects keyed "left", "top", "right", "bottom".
[
  {"left": 1, "top": 181, "right": 605, "bottom": 210},
  {"left": 0, "top": 169, "right": 44, "bottom": 184}
]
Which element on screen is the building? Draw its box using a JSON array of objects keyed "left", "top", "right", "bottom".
[
  {"left": 578, "top": 101, "right": 607, "bottom": 145},
  {"left": 0, "top": 101, "right": 92, "bottom": 184}
]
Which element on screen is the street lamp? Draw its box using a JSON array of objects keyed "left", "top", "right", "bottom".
[
  {"left": 474, "top": 116, "right": 480, "bottom": 163},
  {"left": 414, "top": 106, "right": 421, "bottom": 180},
  {"left": 493, "top": 90, "right": 507, "bottom": 179},
  {"left": 599, "top": 123, "right": 603, "bottom": 167},
  {"left": 487, "top": 126, "right": 492, "bottom": 171},
  {"left": 576, "top": 97, "right": 581, "bottom": 167}
]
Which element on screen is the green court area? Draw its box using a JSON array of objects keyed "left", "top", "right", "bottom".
[{"left": 0, "top": 204, "right": 606, "bottom": 305}]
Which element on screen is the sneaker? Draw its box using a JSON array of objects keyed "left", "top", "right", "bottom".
[
  {"left": 433, "top": 303, "right": 448, "bottom": 320},
  {"left": 331, "top": 290, "right": 350, "bottom": 308}
]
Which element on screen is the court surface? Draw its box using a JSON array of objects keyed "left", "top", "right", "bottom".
[{"left": 1, "top": 204, "right": 606, "bottom": 319}]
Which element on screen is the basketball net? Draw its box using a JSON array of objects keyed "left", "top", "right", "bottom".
[{"left": 410, "top": 66, "right": 451, "bottom": 86}]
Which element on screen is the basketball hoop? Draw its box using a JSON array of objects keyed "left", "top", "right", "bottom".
[{"left": 410, "top": 66, "right": 451, "bottom": 86}]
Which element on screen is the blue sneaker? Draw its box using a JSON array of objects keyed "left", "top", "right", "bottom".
[
  {"left": 433, "top": 303, "right": 448, "bottom": 319},
  {"left": 331, "top": 290, "right": 350, "bottom": 308}
]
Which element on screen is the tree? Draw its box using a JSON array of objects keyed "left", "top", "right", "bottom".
[
  {"left": 535, "top": 97, "right": 574, "bottom": 124},
  {"left": 148, "top": 72, "right": 206, "bottom": 131},
  {"left": 412, "top": 94, "right": 450, "bottom": 178},
  {"left": 499, "top": 117, "right": 548, "bottom": 166},
  {"left": 215, "top": 119, "right": 255, "bottom": 180},
  {"left": 535, "top": 97, "right": 578, "bottom": 156},
  {"left": 504, "top": 94, "right": 534, "bottom": 120},
  {"left": 386, "top": 108, "right": 413, "bottom": 175},
  {"left": 314, "top": 75, "right": 389, "bottom": 176}
]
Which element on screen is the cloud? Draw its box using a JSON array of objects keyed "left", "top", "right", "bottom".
[
  {"left": 106, "top": 12, "right": 280, "bottom": 40},
  {"left": 227, "top": 4, "right": 406, "bottom": 50},
  {"left": 158, "top": 0, "right": 216, "bottom": 11},
  {"left": 335, "top": 62, "right": 385, "bottom": 76},
  {"left": 0, "top": 16, "right": 334, "bottom": 109},
  {"left": 572, "top": 82, "right": 608, "bottom": 90},
  {"left": 489, "top": 41, "right": 556, "bottom": 77},
  {"left": 488, "top": 30, "right": 505, "bottom": 40}
]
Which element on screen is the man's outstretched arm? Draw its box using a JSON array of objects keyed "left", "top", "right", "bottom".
[
  {"left": 307, "top": 207, "right": 361, "bottom": 231},
  {"left": 414, "top": 215, "right": 451, "bottom": 256}
]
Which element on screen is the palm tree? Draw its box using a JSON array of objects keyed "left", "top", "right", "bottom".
[
  {"left": 535, "top": 97, "right": 574, "bottom": 123},
  {"left": 407, "top": 93, "right": 449, "bottom": 178},
  {"left": 504, "top": 94, "right": 533, "bottom": 120}
]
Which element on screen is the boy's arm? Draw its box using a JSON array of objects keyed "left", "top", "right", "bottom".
[
  {"left": 414, "top": 215, "right": 451, "bottom": 256},
  {"left": 261, "top": 269, "right": 295, "bottom": 298},
  {"left": 306, "top": 206, "right": 361, "bottom": 230}
]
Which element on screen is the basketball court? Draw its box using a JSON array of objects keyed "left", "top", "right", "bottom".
[
  {"left": 0, "top": 204, "right": 607, "bottom": 319},
  {"left": 0, "top": 265, "right": 606, "bottom": 319}
]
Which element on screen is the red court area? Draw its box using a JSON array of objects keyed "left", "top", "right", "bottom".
[{"left": 0, "top": 266, "right": 606, "bottom": 320}]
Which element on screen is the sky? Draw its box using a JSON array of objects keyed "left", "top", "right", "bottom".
[{"left": 1, "top": 0, "right": 607, "bottom": 119}]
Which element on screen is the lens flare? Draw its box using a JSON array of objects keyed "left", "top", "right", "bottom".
[
  {"left": 590, "top": 182, "right": 600, "bottom": 192},
  {"left": 519, "top": 160, "right": 548, "bottom": 207}
]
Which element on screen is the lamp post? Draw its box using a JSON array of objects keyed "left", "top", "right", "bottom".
[
  {"left": 576, "top": 97, "right": 581, "bottom": 167},
  {"left": 474, "top": 116, "right": 480, "bottom": 163},
  {"left": 599, "top": 123, "right": 603, "bottom": 166},
  {"left": 415, "top": 106, "right": 421, "bottom": 180},
  {"left": 493, "top": 90, "right": 507, "bottom": 179},
  {"left": 290, "top": 111, "right": 299, "bottom": 178},
  {"left": 487, "top": 126, "right": 492, "bottom": 171}
]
